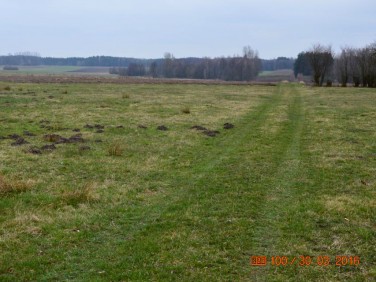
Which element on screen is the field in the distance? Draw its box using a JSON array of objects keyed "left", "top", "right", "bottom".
[
  {"left": 0, "top": 65, "right": 112, "bottom": 76},
  {"left": 0, "top": 82, "right": 375, "bottom": 281}
]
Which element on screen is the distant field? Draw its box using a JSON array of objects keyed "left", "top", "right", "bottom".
[
  {"left": 0, "top": 67, "right": 298, "bottom": 83},
  {"left": 256, "top": 69, "right": 295, "bottom": 82},
  {"left": 0, "top": 82, "right": 375, "bottom": 281},
  {"left": 0, "top": 66, "right": 111, "bottom": 76}
]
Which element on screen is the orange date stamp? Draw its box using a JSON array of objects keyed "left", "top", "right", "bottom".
[{"left": 250, "top": 256, "right": 360, "bottom": 267}]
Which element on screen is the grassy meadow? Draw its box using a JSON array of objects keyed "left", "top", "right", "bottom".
[{"left": 0, "top": 82, "right": 375, "bottom": 281}]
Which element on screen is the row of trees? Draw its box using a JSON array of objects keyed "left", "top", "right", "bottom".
[
  {"left": 0, "top": 54, "right": 155, "bottom": 67},
  {"left": 294, "top": 43, "right": 376, "bottom": 87},
  {"left": 112, "top": 47, "right": 262, "bottom": 81},
  {"left": 109, "top": 63, "right": 146, "bottom": 76}
]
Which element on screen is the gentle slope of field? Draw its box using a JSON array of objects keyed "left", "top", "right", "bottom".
[{"left": 0, "top": 82, "right": 375, "bottom": 281}]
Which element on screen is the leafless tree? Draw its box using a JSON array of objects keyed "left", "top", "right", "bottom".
[
  {"left": 335, "top": 47, "right": 352, "bottom": 86},
  {"left": 163, "top": 52, "right": 175, "bottom": 78},
  {"left": 307, "top": 44, "right": 334, "bottom": 86}
]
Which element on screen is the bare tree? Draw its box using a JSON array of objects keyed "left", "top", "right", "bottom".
[
  {"left": 307, "top": 44, "right": 334, "bottom": 86},
  {"left": 335, "top": 47, "right": 352, "bottom": 86},
  {"left": 163, "top": 52, "right": 175, "bottom": 78}
]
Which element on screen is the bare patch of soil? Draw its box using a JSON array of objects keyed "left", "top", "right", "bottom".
[
  {"left": 157, "top": 125, "right": 168, "bottom": 131},
  {"left": 223, "top": 123, "right": 235, "bottom": 129},
  {"left": 44, "top": 133, "right": 84, "bottom": 144},
  {"left": 203, "top": 130, "right": 220, "bottom": 137},
  {"left": 11, "top": 137, "right": 29, "bottom": 146},
  {"left": 191, "top": 125, "right": 207, "bottom": 131},
  {"left": 26, "top": 147, "right": 42, "bottom": 155},
  {"left": 41, "top": 144, "right": 57, "bottom": 151}
]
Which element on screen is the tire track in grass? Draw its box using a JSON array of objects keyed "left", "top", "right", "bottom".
[
  {"left": 249, "top": 84, "right": 306, "bottom": 281},
  {"left": 34, "top": 85, "right": 300, "bottom": 281},
  {"left": 101, "top": 84, "right": 299, "bottom": 281}
]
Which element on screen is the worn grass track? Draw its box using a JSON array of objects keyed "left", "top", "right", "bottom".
[{"left": 0, "top": 83, "right": 375, "bottom": 281}]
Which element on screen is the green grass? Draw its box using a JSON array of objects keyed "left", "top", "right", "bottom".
[{"left": 0, "top": 82, "right": 375, "bottom": 281}]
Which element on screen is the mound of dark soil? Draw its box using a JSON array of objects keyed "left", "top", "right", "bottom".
[
  {"left": 79, "top": 145, "right": 91, "bottom": 151},
  {"left": 27, "top": 147, "right": 42, "bottom": 155},
  {"left": 94, "top": 124, "right": 104, "bottom": 129},
  {"left": 44, "top": 133, "right": 84, "bottom": 144},
  {"left": 223, "top": 123, "right": 234, "bottom": 129},
  {"left": 157, "top": 125, "right": 168, "bottom": 131},
  {"left": 72, "top": 128, "right": 81, "bottom": 132},
  {"left": 84, "top": 124, "right": 94, "bottom": 129},
  {"left": 95, "top": 129, "right": 104, "bottom": 133},
  {"left": 41, "top": 144, "right": 57, "bottom": 151},
  {"left": 8, "top": 134, "right": 21, "bottom": 140},
  {"left": 191, "top": 125, "right": 207, "bottom": 131},
  {"left": 11, "top": 137, "right": 29, "bottom": 146},
  {"left": 138, "top": 125, "right": 147, "bottom": 129},
  {"left": 203, "top": 130, "right": 220, "bottom": 137},
  {"left": 68, "top": 134, "right": 84, "bottom": 143}
]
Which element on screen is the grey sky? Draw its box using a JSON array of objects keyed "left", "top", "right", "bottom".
[{"left": 1, "top": 0, "right": 375, "bottom": 59}]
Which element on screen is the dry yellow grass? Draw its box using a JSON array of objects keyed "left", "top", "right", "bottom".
[
  {"left": 61, "top": 182, "right": 100, "bottom": 205},
  {"left": 0, "top": 174, "right": 34, "bottom": 195}
]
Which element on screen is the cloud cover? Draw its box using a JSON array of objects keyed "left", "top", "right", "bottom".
[{"left": 1, "top": 0, "right": 375, "bottom": 58}]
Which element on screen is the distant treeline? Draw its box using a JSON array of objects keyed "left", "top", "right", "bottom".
[
  {"left": 111, "top": 49, "right": 262, "bottom": 81},
  {"left": 0, "top": 54, "right": 157, "bottom": 68}
]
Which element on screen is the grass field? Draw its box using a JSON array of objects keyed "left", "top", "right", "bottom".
[
  {"left": 0, "top": 82, "right": 375, "bottom": 281},
  {"left": 0, "top": 66, "right": 111, "bottom": 76}
]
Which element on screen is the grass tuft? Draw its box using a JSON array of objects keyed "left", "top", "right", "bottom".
[
  {"left": 181, "top": 106, "right": 191, "bottom": 114},
  {"left": 43, "top": 134, "right": 62, "bottom": 142},
  {"left": 122, "top": 94, "right": 130, "bottom": 99},
  {"left": 108, "top": 141, "right": 124, "bottom": 156},
  {"left": 0, "top": 174, "right": 34, "bottom": 195},
  {"left": 61, "top": 182, "right": 99, "bottom": 205}
]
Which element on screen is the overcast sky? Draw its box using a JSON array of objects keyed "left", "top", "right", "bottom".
[{"left": 1, "top": 0, "right": 375, "bottom": 59}]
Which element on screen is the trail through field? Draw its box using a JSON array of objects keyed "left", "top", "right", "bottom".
[
  {"left": 47, "top": 84, "right": 311, "bottom": 281},
  {"left": 3, "top": 83, "right": 374, "bottom": 281}
]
